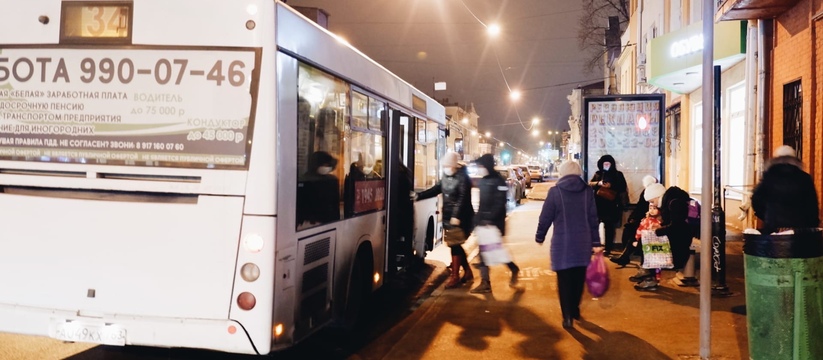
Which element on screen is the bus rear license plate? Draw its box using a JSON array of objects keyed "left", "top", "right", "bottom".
[{"left": 49, "top": 320, "right": 126, "bottom": 346}]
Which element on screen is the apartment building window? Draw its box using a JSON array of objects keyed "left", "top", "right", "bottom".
[{"left": 782, "top": 80, "right": 802, "bottom": 160}]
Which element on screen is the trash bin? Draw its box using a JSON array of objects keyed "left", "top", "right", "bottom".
[{"left": 743, "top": 229, "right": 823, "bottom": 360}]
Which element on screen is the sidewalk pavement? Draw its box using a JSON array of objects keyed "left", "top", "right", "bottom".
[{"left": 367, "top": 182, "right": 749, "bottom": 359}]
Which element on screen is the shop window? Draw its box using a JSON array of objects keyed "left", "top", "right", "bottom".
[
  {"left": 690, "top": 102, "right": 702, "bottom": 194},
  {"left": 723, "top": 83, "right": 746, "bottom": 199},
  {"left": 783, "top": 80, "right": 802, "bottom": 160}
]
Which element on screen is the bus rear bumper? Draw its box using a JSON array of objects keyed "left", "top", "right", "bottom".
[{"left": 0, "top": 304, "right": 262, "bottom": 355}]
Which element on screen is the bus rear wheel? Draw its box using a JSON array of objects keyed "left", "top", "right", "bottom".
[{"left": 343, "top": 251, "right": 372, "bottom": 331}]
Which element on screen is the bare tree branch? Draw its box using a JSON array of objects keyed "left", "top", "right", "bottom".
[{"left": 577, "top": 0, "right": 629, "bottom": 73}]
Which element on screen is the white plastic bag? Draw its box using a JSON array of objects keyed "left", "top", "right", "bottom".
[{"left": 475, "top": 225, "right": 511, "bottom": 266}]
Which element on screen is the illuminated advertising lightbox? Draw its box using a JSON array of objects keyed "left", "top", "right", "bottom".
[{"left": 583, "top": 94, "right": 665, "bottom": 204}]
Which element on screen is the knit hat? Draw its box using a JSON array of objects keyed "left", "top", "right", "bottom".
[
  {"left": 774, "top": 145, "right": 796, "bottom": 158},
  {"left": 442, "top": 151, "right": 460, "bottom": 167},
  {"left": 642, "top": 175, "right": 658, "bottom": 189},
  {"left": 644, "top": 183, "right": 666, "bottom": 201},
  {"left": 558, "top": 160, "right": 582, "bottom": 177},
  {"left": 475, "top": 154, "right": 496, "bottom": 172}
]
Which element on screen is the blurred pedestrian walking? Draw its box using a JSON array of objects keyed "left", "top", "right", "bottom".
[
  {"left": 471, "top": 154, "right": 519, "bottom": 293},
  {"left": 751, "top": 145, "right": 819, "bottom": 233}
]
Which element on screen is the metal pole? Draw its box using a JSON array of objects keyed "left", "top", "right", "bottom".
[
  {"left": 699, "top": 0, "right": 714, "bottom": 358},
  {"left": 712, "top": 65, "right": 730, "bottom": 295}
]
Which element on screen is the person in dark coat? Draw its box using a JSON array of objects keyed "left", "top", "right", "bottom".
[
  {"left": 470, "top": 154, "right": 519, "bottom": 293},
  {"left": 589, "top": 154, "right": 628, "bottom": 254},
  {"left": 634, "top": 183, "right": 693, "bottom": 290},
  {"left": 297, "top": 151, "right": 340, "bottom": 229},
  {"left": 611, "top": 175, "right": 657, "bottom": 266},
  {"left": 417, "top": 151, "right": 475, "bottom": 288},
  {"left": 751, "top": 145, "right": 820, "bottom": 233},
  {"left": 535, "top": 160, "right": 604, "bottom": 329},
  {"left": 343, "top": 153, "right": 367, "bottom": 218}
]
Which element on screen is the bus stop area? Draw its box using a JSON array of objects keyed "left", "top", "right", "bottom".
[{"left": 364, "top": 182, "right": 750, "bottom": 359}]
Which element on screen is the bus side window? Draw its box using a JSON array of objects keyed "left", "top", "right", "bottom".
[
  {"left": 343, "top": 131, "right": 385, "bottom": 218},
  {"left": 295, "top": 63, "right": 348, "bottom": 230}
]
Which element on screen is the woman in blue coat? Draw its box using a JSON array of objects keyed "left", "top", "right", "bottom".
[{"left": 535, "top": 160, "right": 604, "bottom": 329}]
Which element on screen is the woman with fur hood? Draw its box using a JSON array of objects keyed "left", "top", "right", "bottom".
[
  {"left": 588, "top": 154, "right": 628, "bottom": 254},
  {"left": 751, "top": 145, "right": 819, "bottom": 233}
]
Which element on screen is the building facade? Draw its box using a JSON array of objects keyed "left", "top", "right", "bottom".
[{"left": 444, "top": 103, "right": 480, "bottom": 162}]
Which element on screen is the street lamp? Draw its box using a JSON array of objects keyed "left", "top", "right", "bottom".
[{"left": 487, "top": 23, "right": 501, "bottom": 37}]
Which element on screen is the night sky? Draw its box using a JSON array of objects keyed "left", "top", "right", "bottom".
[{"left": 286, "top": 0, "right": 599, "bottom": 152}]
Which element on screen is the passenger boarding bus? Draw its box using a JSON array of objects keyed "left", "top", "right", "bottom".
[{"left": 0, "top": 0, "right": 446, "bottom": 355}]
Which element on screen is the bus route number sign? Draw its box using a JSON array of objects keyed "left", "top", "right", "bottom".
[{"left": 62, "top": 3, "right": 131, "bottom": 41}]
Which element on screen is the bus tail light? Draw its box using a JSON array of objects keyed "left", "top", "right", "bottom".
[
  {"left": 243, "top": 233, "right": 264, "bottom": 253},
  {"left": 237, "top": 292, "right": 256, "bottom": 310},
  {"left": 240, "top": 263, "right": 260, "bottom": 282}
]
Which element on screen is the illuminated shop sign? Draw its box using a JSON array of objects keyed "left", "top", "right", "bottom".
[{"left": 670, "top": 34, "right": 704, "bottom": 58}]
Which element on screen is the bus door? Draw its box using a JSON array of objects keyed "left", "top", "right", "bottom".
[{"left": 385, "top": 108, "right": 416, "bottom": 274}]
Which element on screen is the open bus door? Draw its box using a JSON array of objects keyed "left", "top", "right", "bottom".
[{"left": 385, "top": 108, "right": 416, "bottom": 275}]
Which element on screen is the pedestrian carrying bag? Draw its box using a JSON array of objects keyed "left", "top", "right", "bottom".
[
  {"left": 640, "top": 229, "right": 674, "bottom": 269},
  {"left": 443, "top": 225, "right": 467, "bottom": 246},
  {"left": 586, "top": 252, "right": 609, "bottom": 297},
  {"left": 596, "top": 186, "right": 617, "bottom": 201},
  {"left": 475, "top": 225, "right": 511, "bottom": 266}
]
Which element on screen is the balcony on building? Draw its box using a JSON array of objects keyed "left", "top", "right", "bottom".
[{"left": 716, "top": 0, "right": 800, "bottom": 21}]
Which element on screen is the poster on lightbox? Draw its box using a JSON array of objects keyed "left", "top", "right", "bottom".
[{"left": 583, "top": 94, "right": 665, "bottom": 204}]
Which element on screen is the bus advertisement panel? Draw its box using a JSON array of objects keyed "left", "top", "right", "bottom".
[{"left": 0, "top": 48, "right": 258, "bottom": 168}]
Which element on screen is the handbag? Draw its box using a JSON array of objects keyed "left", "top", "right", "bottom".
[
  {"left": 640, "top": 229, "right": 674, "bottom": 269},
  {"left": 586, "top": 252, "right": 609, "bottom": 297},
  {"left": 443, "top": 225, "right": 467, "bottom": 246},
  {"left": 475, "top": 225, "right": 511, "bottom": 266},
  {"left": 596, "top": 186, "right": 617, "bottom": 201}
]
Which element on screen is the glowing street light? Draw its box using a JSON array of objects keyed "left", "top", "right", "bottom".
[
  {"left": 462, "top": 117, "right": 469, "bottom": 124},
  {"left": 487, "top": 23, "right": 501, "bottom": 37},
  {"left": 485, "top": 131, "right": 491, "bottom": 137},
  {"left": 499, "top": 142, "right": 505, "bottom": 147},
  {"left": 531, "top": 117, "right": 540, "bottom": 125},
  {"left": 509, "top": 90, "right": 521, "bottom": 101},
  {"left": 531, "top": 130, "right": 539, "bottom": 137}
]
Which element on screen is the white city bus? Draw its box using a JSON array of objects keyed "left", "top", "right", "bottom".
[{"left": 0, "top": 0, "right": 445, "bottom": 355}]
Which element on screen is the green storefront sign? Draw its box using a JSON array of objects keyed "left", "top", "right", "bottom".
[{"left": 648, "top": 20, "right": 746, "bottom": 93}]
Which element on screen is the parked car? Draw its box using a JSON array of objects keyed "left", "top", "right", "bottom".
[
  {"left": 527, "top": 165, "right": 544, "bottom": 182},
  {"left": 514, "top": 165, "right": 532, "bottom": 188},
  {"left": 495, "top": 166, "right": 523, "bottom": 205}
]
